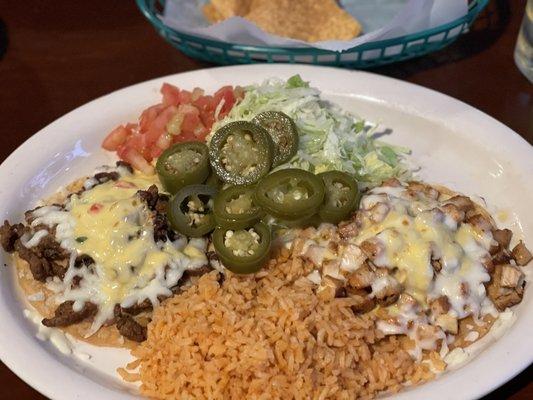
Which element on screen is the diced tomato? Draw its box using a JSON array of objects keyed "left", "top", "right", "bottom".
[
  {"left": 139, "top": 104, "right": 164, "bottom": 133},
  {"left": 193, "top": 121, "right": 209, "bottom": 141},
  {"left": 150, "top": 146, "right": 164, "bottom": 159},
  {"left": 116, "top": 144, "right": 128, "bottom": 160},
  {"left": 191, "top": 87, "right": 205, "bottom": 102},
  {"left": 121, "top": 147, "right": 154, "bottom": 175},
  {"left": 178, "top": 90, "right": 192, "bottom": 105},
  {"left": 200, "top": 111, "right": 216, "bottom": 130},
  {"left": 145, "top": 105, "right": 178, "bottom": 145},
  {"left": 125, "top": 133, "right": 151, "bottom": 161},
  {"left": 234, "top": 86, "right": 245, "bottom": 101},
  {"left": 193, "top": 94, "right": 215, "bottom": 112},
  {"left": 102, "top": 125, "right": 130, "bottom": 151},
  {"left": 191, "top": 94, "right": 215, "bottom": 129},
  {"left": 213, "top": 86, "right": 236, "bottom": 119},
  {"left": 125, "top": 123, "right": 138, "bottom": 132},
  {"left": 178, "top": 104, "right": 201, "bottom": 136},
  {"left": 89, "top": 203, "right": 104, "bottom": 214},
  {"left": 161, "top": 83, "right": 180, "bottom": 107},
  {"left": 174, "top": 130, "right": 197, "bottom": 143},
  {"left": 115, "top": 180, "right": 137, "bottom": 189},
  {"left": 102, "top": 83, "right": 242, "bottom": 174},
  {"left": 155, "top": 132, "right": 173, "bottom": 150}
]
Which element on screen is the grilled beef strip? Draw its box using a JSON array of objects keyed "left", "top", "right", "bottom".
[
  {"left": 0, "top": 221, "right": 25, "bottom": 252},
  {"left": 113, "top": 305, "right": 148, "bottom": 342},
  {"left": 116, "top": 315, "right": 147, "bottom": 342},
  {"left": 93, "top": 171, "right": 120, "bottom": 184},
  {"left": 42, "top": 301, "right": 98, "bottom": 327},
  {"left": 116, "top": 160, "right": 134, "bottom": 174},
  {"left": 137, "top": 184, "right": 177, "bottom": 242},
  {"left": 13, "top": 237, "right": 68, "bottom": 282}
]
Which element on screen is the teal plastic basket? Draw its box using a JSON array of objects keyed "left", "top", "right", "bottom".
[{"left": 136, "top": 0, "right": 489, "bottom": 68}]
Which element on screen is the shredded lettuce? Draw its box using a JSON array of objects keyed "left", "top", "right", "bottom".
[{"left": 212, "top": 75, "right": 411, "bottom": 188}]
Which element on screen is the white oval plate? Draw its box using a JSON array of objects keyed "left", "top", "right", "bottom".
[{"left": 0, "top": 65, "right": 531, "bottom": 400}]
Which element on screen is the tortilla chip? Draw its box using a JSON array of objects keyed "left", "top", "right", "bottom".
[
  {"left": 203, "top": 0, "right": 361, "bottom": 42},
  {"left": 245, "top": 0, "right": 361, "bottom": 42},
  {"left": 204, "top": 0, "right": 252, "bottom": 22},
  {"left": 203, "top": 4, "right": 225, "bottom": 23}
]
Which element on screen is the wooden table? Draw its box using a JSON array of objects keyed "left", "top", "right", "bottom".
[{"left": 0, "top": 1, "right": 530, "bottom": 399}]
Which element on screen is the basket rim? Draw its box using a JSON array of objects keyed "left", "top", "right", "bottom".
[{"left": 136, "top": 0, "right": 489, "bottom": 54}]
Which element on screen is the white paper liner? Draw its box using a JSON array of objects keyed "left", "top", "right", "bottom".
[{"left": 161, "top": 0, "right": 468, "bottom": 52}]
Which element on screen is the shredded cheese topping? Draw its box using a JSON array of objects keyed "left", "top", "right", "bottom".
[
  {"left": 27, "top": 167, "right": 208, "bottom": 336},
  {"left": 357, "top": 185, "right": 494, "bottom": 316}
]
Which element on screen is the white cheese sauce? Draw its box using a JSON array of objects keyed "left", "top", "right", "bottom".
[{"left": 24, "top": 308, "right": 72, "bottom": 355}]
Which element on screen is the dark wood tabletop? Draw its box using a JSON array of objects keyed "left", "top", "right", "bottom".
[{"left": 0, "top": 0, "right": 531, "bottom": 399}]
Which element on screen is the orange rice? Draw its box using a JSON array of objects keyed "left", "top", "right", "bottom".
[{"left": 126, "top": 247, "right": 438, "bottom": 399}]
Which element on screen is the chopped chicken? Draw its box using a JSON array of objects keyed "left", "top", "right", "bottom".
[
  {"left": 284, "top": 179, "right": 529, "bottom": 362},
  {"left": 492, "top": 228, "right": 513, "bottom": 249},
  {"left": 361, "top": 193, "right": 388, "bottom": 210},
  {"left": 368, "top": 202, "right": 390, "bottom": 223},
  {"left": 371, "top": 272, "right": 402, "bottom": 306},
  {"left": 359, "top": 239, "right": 383, "bottom": 262},
  {"left": 339, "top": 243, "right": 366, "bottom": 272},
  {"left": 430, "top": 295, "right": 457, "bottom": 334},
  {"left": 317, "top": 224, "right": 338, "bottom": 242},
  {"left": 322, "top": 260, "right": 345, "bottom": 281},
  {"left": 489, "top": 288, "right": 523, "bottom": 311},
  {"left": 491, "top": 249, "right": 512, "bottom": 265},
  {"left": 429, "top": 296, "right": 450, "bottom": 316},
  {"left": 327, "top": 240, "right": 339, "bottom": 254},
  {"left": 291, "top": 237, "right": 309, "bottom": 256},
  {"left": 445, "top": 195, "right": 475, "bottom": 213},
  {"left": 338, "top": 219, "right": 359, "bottom": 239},
  {"left": 499, "top": 264, "right": 525, "bottom": 288},
  {"left": 416, "top": 324, "right": 443, "bottom": 343},
  {"left": 320, "top": 275, "right": 345, "bottom": 298},
  {"left": 346, "top": 287, "right": 376, "bottom": 314},
  {"left": 306, "top": 270, "right": 321, "bottom": 285},
  {"left": 511, "top": 241, "right": 533, "bottom": 266},
  {"left": 347, "top": 262, "right": 375, "bottom": 289},
  {"left": 440, "top": 203, "right": 465, "bottom": 224},
  {"left": 301, "top": 226, "right": 318, "bottom": 238},
  {"left": 487, "top": 264, "right": 525, "bottom": 311},
  {"left": 466, "top": 214, "right": 493, "bottom": 232},
  {"left": 354, "top": 211, "right": 365, "bottom": 228},
  {"left": 435, "top": 314, "right": 458, "bottom": 335},
  {"left": 397, "top": 293, "right": 418, "bottom": 308},
  {"left": 381, "top": 178, "right": 402, "bottom": 187},
  {"left": 301, "top": 244, "right": 327, "bottom": 267},
  {"left": 407, "top": 181, "right": 439, "bottom": 200},
  {"left": 481, "top": 254, "right": 494, "bottom": 274}
]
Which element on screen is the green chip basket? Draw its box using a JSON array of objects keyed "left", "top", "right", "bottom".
[{"left": 136, "top": 0, "right": 489, "bottom": 68}]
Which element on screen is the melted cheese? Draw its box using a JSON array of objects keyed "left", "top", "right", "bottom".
[
  {"left": 376, "top": 295, "right": 446, "bottom": 361},
  {"left": 358, "top": 186, "right": 493, "bottom": 315},
  {"left": 29, "top": 168, "right": 208, "bottom": 335},
  {"left": 22, "top": 229, "right": 49, "bottom": 248}
]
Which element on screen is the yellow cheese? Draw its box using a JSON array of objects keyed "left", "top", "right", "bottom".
[
  {"left": 357, "top": 187, "right": 492, "bottom": 311},
  {"left": 64, "top": 173, "right": 194, "bottom": 315}
]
